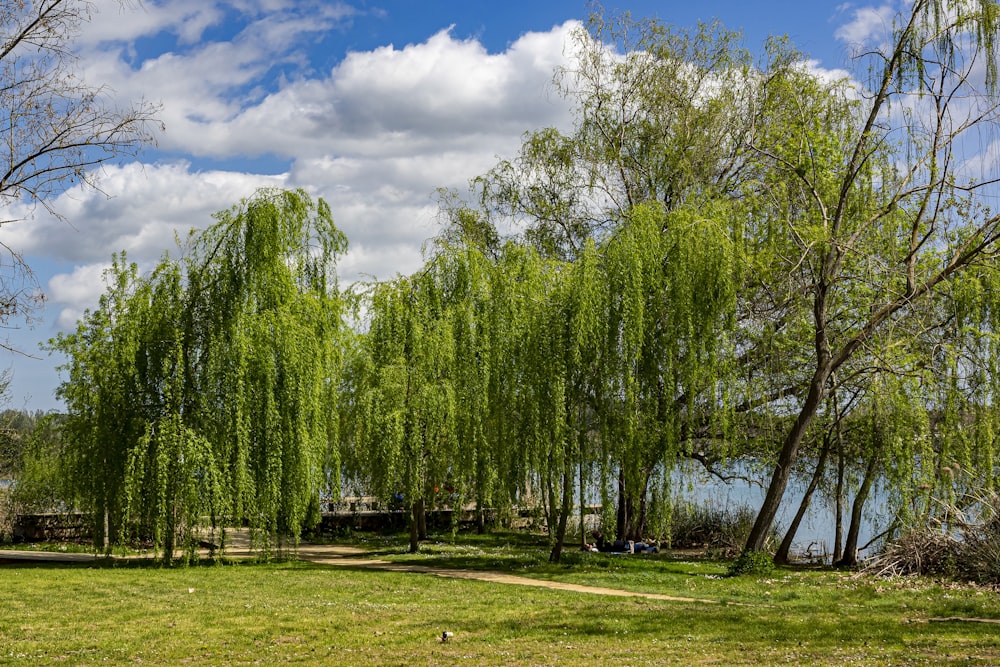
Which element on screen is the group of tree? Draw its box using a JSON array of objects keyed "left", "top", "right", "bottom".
[
  {"left": 9, "top": 1, "right": 1000, "bottom": 565},
  {"left": 346, "top": 0, "right": 1000, "bottom": 564}
]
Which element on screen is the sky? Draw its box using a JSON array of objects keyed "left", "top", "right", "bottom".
[{"left": 0, "top": 0, "right": 901, "bottom": 412}]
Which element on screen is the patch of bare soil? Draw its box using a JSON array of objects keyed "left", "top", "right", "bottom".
[
  {"left": 0, "top": 533, "right": 721, "bottom": 605},
  {"left": 294, "top": 542, "right": 721, "bottom": 604}
]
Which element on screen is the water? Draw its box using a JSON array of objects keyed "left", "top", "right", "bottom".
[{"left": 669, "top": 459, "right": 892, "bottom": 561}]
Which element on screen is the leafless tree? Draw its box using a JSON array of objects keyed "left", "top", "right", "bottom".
[{"left": 0, "top": 0, "right": 160, "bottom": 348}]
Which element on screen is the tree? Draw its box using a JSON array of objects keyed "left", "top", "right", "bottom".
[
  {"left": 466, "top": 4, "right": 1000, "bottom": 561},
  {"left": 0, "top": 406, "right": 34, "bottom": 477},
  {"left": 355, "top": 272, "right": 458, "bottom": 553},
  {"left": 6, "top": 411, "right": 72, "bottom": 516},
  {"left": 354, "top": 231, "right": 515, "bottom": 553},
  {"left": 475, "top": 12, "right": 756, "bottom": 546},
  {"left": 0, "top": 0, "right": 159, "bottom": 346},
  {"left": 742, "top": 0, "right": 1000, "bottom": 554},
  {"left": 50, "top": 189, "right": 347, "bottom": 561}
]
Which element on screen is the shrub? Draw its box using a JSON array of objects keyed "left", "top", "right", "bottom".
[
  {"left": 668, "top": 500, "right": 778, "bottom": 554},
  {"left": 727, "top": 549, "right": 775, "bottom": 577}
]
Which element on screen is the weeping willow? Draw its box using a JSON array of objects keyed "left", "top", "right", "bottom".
[
  {"left": 356, "top": 262, "right": 462, "bottom": 552},
  {"left": 51, "top": 189, "right": 347, "bottom": 561},
  {"left": 592, "top": 201, "right": 740, "bottom": 541}
]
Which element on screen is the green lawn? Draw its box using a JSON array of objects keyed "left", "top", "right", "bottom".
[{"left": 1, "top": 533, "right": 998, "bottom": 665}]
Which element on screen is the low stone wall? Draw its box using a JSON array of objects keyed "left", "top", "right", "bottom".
[{"left": 12, "top": 512, "right": 90, "bottom": 542}]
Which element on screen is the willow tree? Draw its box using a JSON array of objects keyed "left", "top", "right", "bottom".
[
  {"left": 742, "top": 0, "right": 1000, "bottom": 554},
  {"left": 473, "top": 12, "right": 759, "bottom": 542},
  {"left": 514, "top": 238, "right": 606, "bottom": 562},
  {"left": 51, "top": 189, "right": 347, "bottom": 560},
  {"left": 184, "top": 189, "right": 347, "bottom": 553},
  {"left": 597, "top": 201, "right": 740, "bottom": 541},
  {"left": 356, "top": 264, "right": 464, "bottom": 553},
  {"left": 426, "top": 219, "right": 518, "bottom": 533}
]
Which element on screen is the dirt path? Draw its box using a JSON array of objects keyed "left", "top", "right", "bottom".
[
  {"left": 295, "top": 544, "right": 722, "bottom": 604},
  {"left": 0, "top": 539, "right": 722, "bottom": 605}
]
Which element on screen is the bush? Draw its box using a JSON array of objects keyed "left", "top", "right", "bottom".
[
  {"left": 668, "top": 500, "right": 778, "bottom": 554},
  {"left": 727, "top": 549, "right": 775, "bottom": 577},
  {"left": 0, "top": 487, "right": 11, "bottom": 542}
]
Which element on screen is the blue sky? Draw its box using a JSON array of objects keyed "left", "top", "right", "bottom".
[{"left": 0, "top": 0, "right": 898, "bottom": 411}]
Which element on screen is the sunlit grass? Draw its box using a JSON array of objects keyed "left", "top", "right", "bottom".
[{"left": 1, "top": 531, "right": 999, "bottom": 665}]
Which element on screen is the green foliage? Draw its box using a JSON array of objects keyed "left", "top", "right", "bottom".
[
  {"left": 6, "top": 415, "right": 73, "bottom": 516},
  {"left": 49, "top": 189, "right": 347, "bottom": 561},
  {"left": 727, "top": 549, "right": 776, "bottom": 577}
]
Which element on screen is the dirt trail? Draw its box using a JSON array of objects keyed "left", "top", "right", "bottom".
[
  {"left": 1, "top": 538, "right": 722, "bottom": 605},
  {"left": 296, "top": 544, "right": 721, "bottom": 604}
]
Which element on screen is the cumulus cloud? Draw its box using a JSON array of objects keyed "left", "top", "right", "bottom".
[
  {"left": 834, "top": 3, "right": 897, "bottom": 50},
  {"left": 97, "top": 20, "right": 577, "bottom": 160},
  {"left": 3, "top": 15, "right": 580, "bottom": 334}
]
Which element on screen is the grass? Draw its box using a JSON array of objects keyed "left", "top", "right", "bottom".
[{"left": 2, "top": 530, "right": 999, "bottom": 665}]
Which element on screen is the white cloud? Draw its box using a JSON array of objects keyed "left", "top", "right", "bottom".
[
  {"left": 834, "top": 4, "right": 897, "bottom": 49},
  {"left": 48, "top": 265, "right": 112, "bottom": 330},
  {"left": 1, "top": 8, "right": 583, "bottom": 409},
  {"left": 80, "top": 17, "right": 576, "bottom": 160}
]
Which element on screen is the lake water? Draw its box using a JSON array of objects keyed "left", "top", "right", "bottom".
[{"left": 669, "top": 459, "right": 892, "bottom": 561}]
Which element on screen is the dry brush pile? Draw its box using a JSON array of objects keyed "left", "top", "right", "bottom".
[{"left": 864, "top": 491, "right": 1000, "bottom": 585}]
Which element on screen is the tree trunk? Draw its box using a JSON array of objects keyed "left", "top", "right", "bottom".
[
  {"left": 616, "top": 469, "right": 627, "bottom": 540},
  {"left": 545, "top": 458, "right": 558, "bottom": 537},
  {"left": 408, "top": 501, "right": 420, "bottom": 553},
  {"left": 835, "top": 450, "right": 879, "bottom": 568},
  {"left": 416, "top": 496, "right": 427, "bottom": 540},
  {"left": 774, "top": 434, "right": 830, "bottom": 565},
  {"left": 163, "top": 504, "right": 177, "bottom": 565},
  {"left": 548, "top": 459, "right": 574, "bottom": 563},
  {"left": 833, "top": 437, "right": 845, "bottom": 563},
  {"left": 744, "top": 364, "right": 830, "bottom": 553},
  {"left": 632, "top": 470, "right": 650, "bottom": 541}
]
